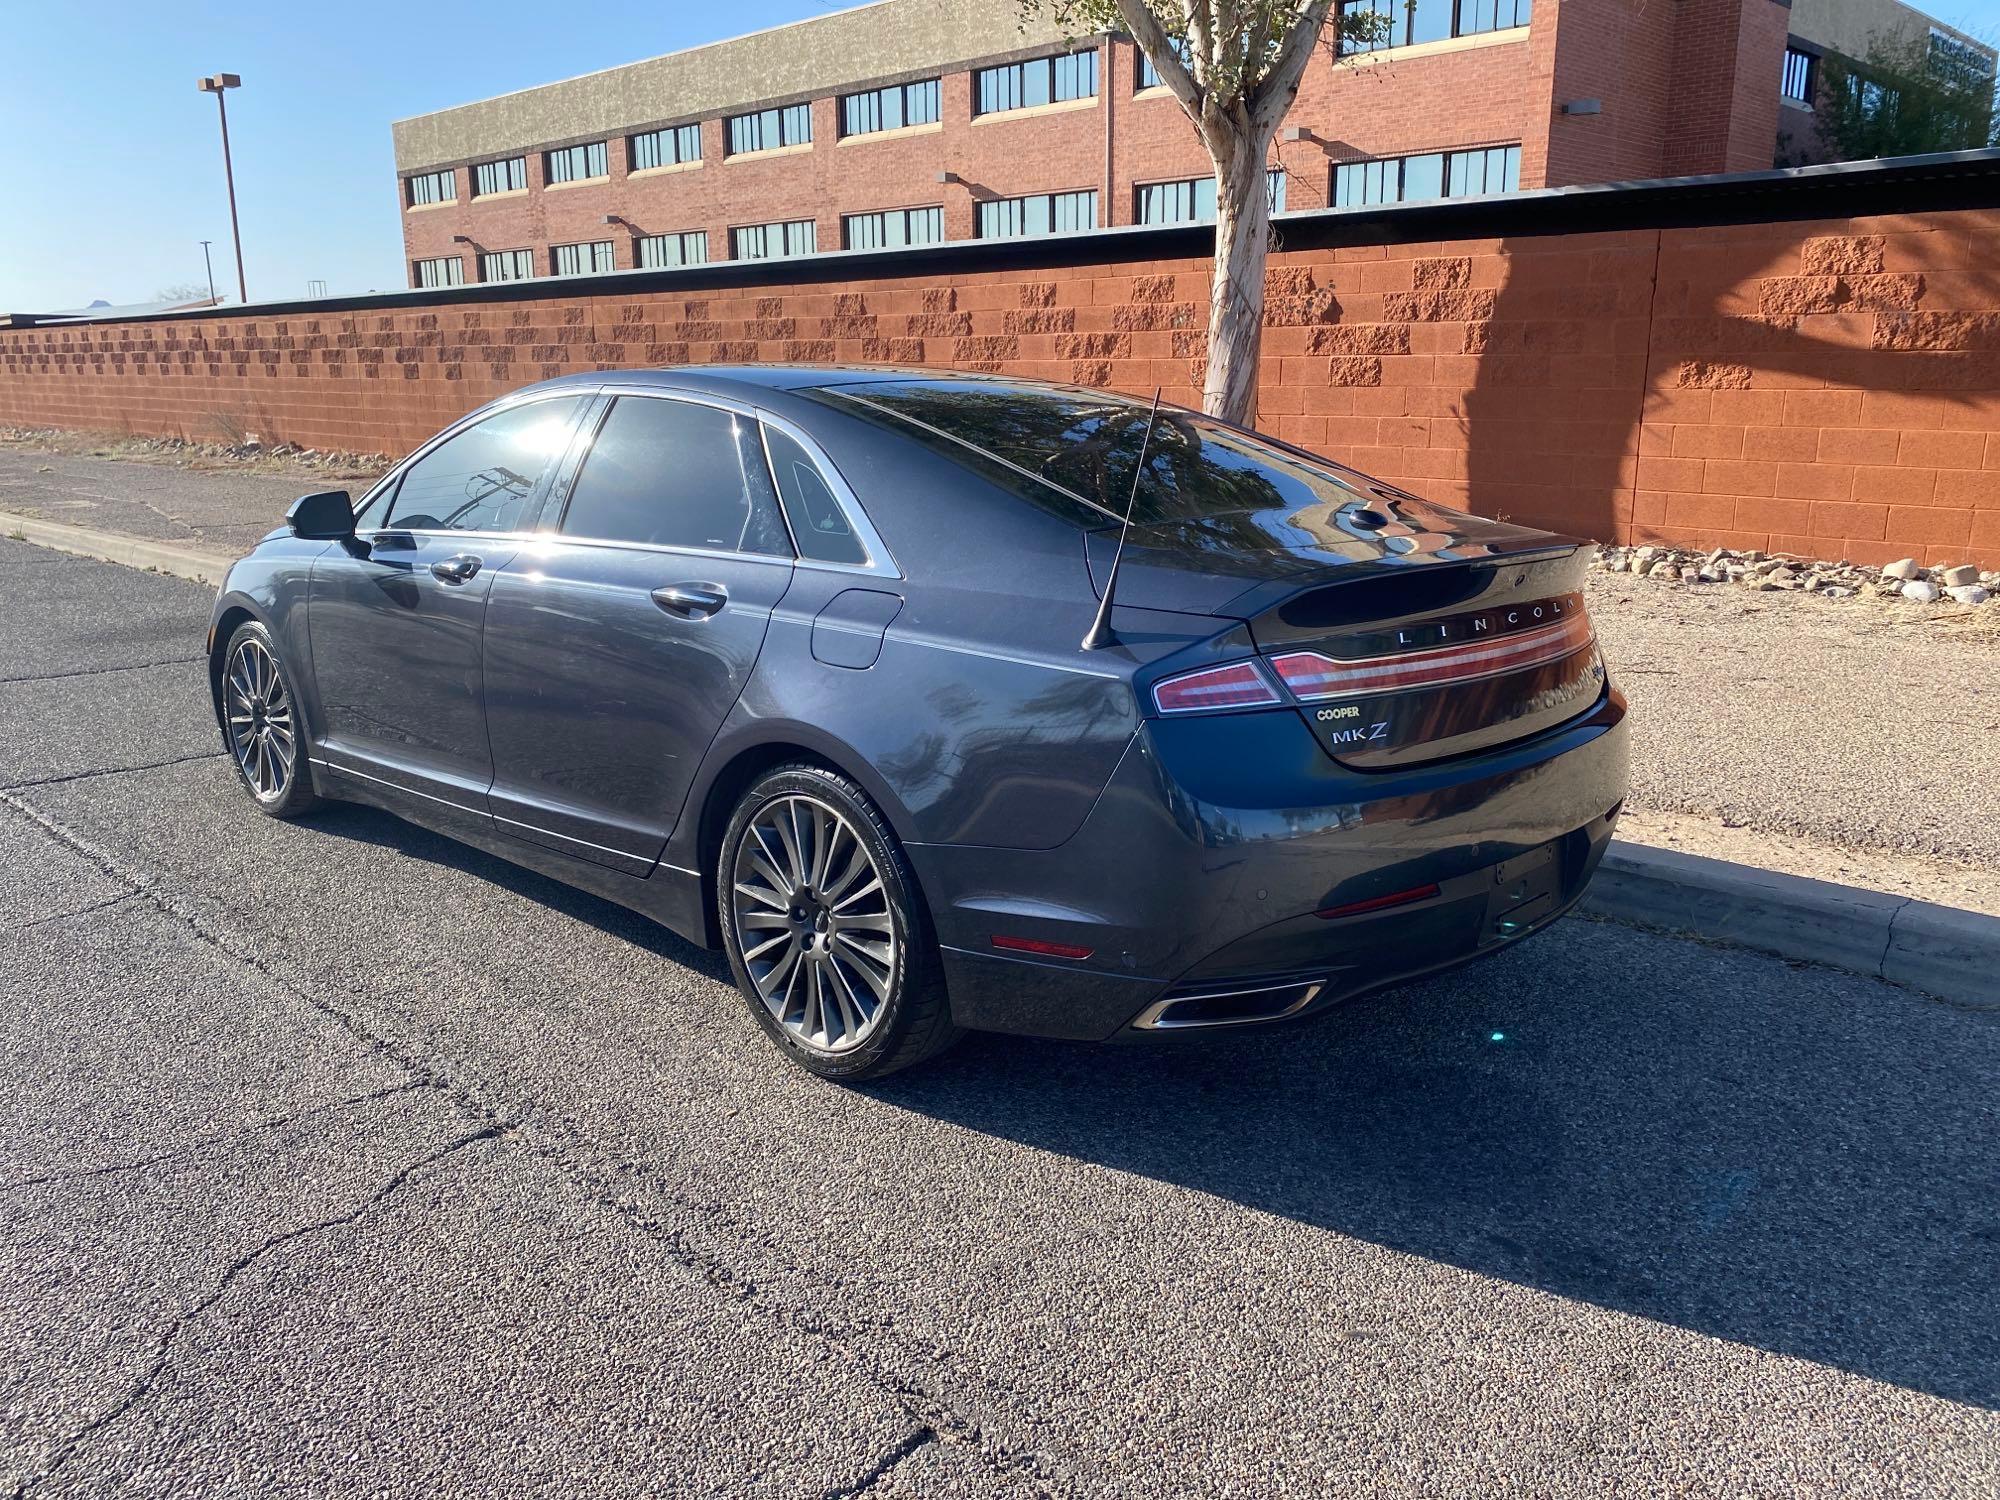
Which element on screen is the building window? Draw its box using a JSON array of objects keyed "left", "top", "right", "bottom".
[
  {"left": 630, "top": 124, "right": 702, "bottom": 171},
  {"left": 732, "top": 219, "right": 818, "bottom": 259},
  {"left": 473, "top": 157, "right": 527, "bottom": 196},
  {"left": 545, "top": 142, "right": 609, "bottom": 184},
  {"left": 727, "top": 103, "right": 812, "bottom": 155},
  {"left": 552, "top": 240, "right": 615, "bottom": 276},
  {"left": 1338, "top": 0, "right": 1529, "bottom": 53},
  {"left": 975, "top": 189, "right": 1098, "bottom": 238},
  {"left": 1136, "top": 171, "right": 1286, "bottom": 224},
  {"left": 1781, "top": 46, "right": 1816, "bottom": 104},
  {"left": 1446, "top": 143, "right": 1520, "bottom": 195},
  {"left": 1333, "top": 144, "right": 1519, "bottom": 206},
  {"left": 413, "top": 256, "right": 464, "bottom": 288},
  {"left": 637, "top": 231, "right": 709, "bottom": 268},
  {"left": 843, "top": 206, "right": 945, "bottom": 249},
  {"left": 479, "top": 249, "right": 535, "bottom": 281},
  {"left": 842, "top": 79, "right": 942, "bottom": 135},
  {"left": 405, "top": 169, "right": 455, "bottom": 207},
  {"left": 975, "top": 49, "right": 1099, "bottom": 114},
  {"left": 1137, "top": 37, "right": 1193, "bottom": 90}
]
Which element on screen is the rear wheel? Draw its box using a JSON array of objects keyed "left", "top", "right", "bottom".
[
  {"left": 718, "top": 765, "right": 957, "bottom": 1081},
  {"left": 220, "top": 620, "right": 319, "bottom": 819}
]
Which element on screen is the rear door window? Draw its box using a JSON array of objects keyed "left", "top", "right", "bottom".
[
  {"left": 560, "top": 396, "right": 792, "bottom": 556},
  {"left": 762, "top": 426, "right": 867, "bottom": 565},
  {"left": 383, "top": 396, "right": 584, "bottom": 533}
]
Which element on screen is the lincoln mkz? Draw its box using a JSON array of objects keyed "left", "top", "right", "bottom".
[{"left": 208, "top": 367, "right": 1628, "bottom": 1079}]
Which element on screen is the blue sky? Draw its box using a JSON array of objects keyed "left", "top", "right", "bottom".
[
  {"left": 4, "top": 0, "right": 1999, "bottom": 312},
  {"left": 0, "top": 0, "right": 851, "bottom": 311}
]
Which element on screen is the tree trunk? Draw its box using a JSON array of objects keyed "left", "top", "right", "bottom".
[{"left": 1203, "top": 129, "right": 1272, "bottom": 428}]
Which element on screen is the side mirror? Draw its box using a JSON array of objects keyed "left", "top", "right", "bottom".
[{"left": 287, "top": 490, "right": 355, "bottom": 541}]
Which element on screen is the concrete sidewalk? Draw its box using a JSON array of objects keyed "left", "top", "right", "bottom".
[{"left": 0, "top": 450, "right": 327, "bottom": 560}]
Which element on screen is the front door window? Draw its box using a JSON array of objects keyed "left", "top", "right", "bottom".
[{"left": 382, "top": 397, "right": 584, "bottom": 534}]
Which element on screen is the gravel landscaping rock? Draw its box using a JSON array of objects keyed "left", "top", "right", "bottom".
[{"left": 1595, "top": 544, "right": 1997, "bottom": 614}]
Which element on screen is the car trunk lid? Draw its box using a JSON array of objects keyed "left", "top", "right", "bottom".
[{"left": 1101, "top": 499, "right": 1604, "bottom": 770}]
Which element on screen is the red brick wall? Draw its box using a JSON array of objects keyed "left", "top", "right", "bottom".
[
  {"left": 1660, "top": 0, "right": 1789, "bottom": 178},
  {"left": 4, "top": 208, "right": 1997, "bottom": 567}
]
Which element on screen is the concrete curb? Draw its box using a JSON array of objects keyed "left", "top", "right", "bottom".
[
  {"left": 1580, "top": 842, "right": 1996, "bottom": 1006},
  {"left": 2, "top": 511, "right": 232, "bottom": 588}
]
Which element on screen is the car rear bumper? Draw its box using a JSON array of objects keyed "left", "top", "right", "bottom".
[{"left": 910, "top": 686, "right": 1628, "bottom": 1041}]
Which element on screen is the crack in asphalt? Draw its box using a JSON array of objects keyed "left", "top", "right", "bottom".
[
  {"left": 0, "top": 656, "right": 204, "bottom": 686},
  {"left": 0, "top": 751, "right": 227, "bottom": 793},
  {"left": 823, "top": 1426, "right": 938, "bottom": 1498},
  {"left": 0, "top": 1080, "right": 428, "bottom": 1194},
  {"left": 8, "top": 1124, "right": 506, "bottom": 1500},
  {"left": 12, "top": 890, "right": 140, "bottom": 931},
  {"left": 0, "top": 787, "right": 1080, "bottom": 1496}
]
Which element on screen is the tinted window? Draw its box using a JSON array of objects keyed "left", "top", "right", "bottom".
[
  {"left": 816, "top": 380, "right": 1380, "bottom": 540},
  {"left": 561, "top": 397, "right": 791, "bottom": 555},
  {"left": 384, "top": 397, "right": 583, "bottom": 533},
  {"left": 764, "top": 427, "right": 866, "bottom": 564}
]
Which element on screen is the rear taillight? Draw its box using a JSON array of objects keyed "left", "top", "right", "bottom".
[
  {"left": 1151, "top": 661, "right": 1283, "bottom": 715},
  {"left": 1271, "top": 612, "right": 1594, "bottom": 702}
]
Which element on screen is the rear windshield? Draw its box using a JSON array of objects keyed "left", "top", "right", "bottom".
[{"left": 812, "top": 378, "right": 1380, "bottom": 533}]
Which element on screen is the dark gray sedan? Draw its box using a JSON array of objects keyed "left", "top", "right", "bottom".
[{"left": 207, "top": 366, "right": 1627, "bottom": 1080}]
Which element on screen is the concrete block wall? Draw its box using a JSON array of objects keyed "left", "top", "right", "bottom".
[{"left": 2, "top": 206, "right": 1996, "bottom": 567}]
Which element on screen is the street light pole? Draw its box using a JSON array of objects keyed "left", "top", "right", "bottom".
[
  {"left": 197, "top": 73, "right": 247, "bottom": 303},
  {"left": 199, "top": 240, "right": 217, "bottom": 304}
]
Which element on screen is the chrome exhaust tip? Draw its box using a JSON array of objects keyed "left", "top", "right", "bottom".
[{"left": 1130, "top": 978, "right": 1324, "bottom": 1031}]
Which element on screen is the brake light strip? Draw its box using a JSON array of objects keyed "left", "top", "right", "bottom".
[{"left": 1271, "top": 613, "right": 1595, "bottom": 701}]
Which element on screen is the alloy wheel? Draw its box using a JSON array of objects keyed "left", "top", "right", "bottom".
[
  {"left": 224, "top": 636, "right": 297, "bottom": 802},
  {"left": 730, "top": 793, "right": 900, "bottom": 1054}
]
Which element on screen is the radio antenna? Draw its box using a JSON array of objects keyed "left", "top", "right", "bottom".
[{"left": 1081, "top": 388, "right": 1162, "bottom": 651}]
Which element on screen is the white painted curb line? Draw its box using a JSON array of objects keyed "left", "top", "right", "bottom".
[
  {"left": 2, "top": 511, "right": 231, "bottom": 588},
  {"left": 1581, "top": 842, "right": 1996, "bottom": 1006}
]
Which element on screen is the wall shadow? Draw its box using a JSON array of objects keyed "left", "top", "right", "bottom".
[
  {"left": 300, "top": 799, "right": 733, "bottom": 985},
  {"left": 1459, "top": 228, "right": 2000, "bottom": 550}
]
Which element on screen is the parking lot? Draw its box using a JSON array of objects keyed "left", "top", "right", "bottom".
[{"left": 1, "top": 535, "right": 1995, "bottom": 1496}]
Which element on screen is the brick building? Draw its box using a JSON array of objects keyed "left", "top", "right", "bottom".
[{"left": 379, "top": 0, "right": 1986, "bottom": 290}]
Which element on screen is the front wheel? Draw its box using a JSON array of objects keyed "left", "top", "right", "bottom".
[
  {"left": 718, "top": 765, "right": 958, "bottom": 1082},
  {"left": 219, "top": 620, "right": 320, "bottom": 819}
]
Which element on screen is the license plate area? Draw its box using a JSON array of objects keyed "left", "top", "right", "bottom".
[{"left": 1483, "top": 841, "right": 1561, "bottom": 946}]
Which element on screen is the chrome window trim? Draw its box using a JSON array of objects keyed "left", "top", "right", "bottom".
[
  {"left": 753, "top": 405, "right": 900, "bottom": 577},
  {"left": 512, "top": 533, "right": 796, "bottom": 569}
]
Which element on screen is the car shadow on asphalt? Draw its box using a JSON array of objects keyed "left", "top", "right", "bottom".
[
  {"left": 873, "top": 956, "right": 2000, "bottom": 1414},
  {"left": 302, "top": 801, "right": 736, "bottom": 986},
  {"left": 295, "top": 802, "right": 1996, "bottom": 1413}
]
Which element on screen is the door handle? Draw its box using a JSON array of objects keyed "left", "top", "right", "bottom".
[
  {"left": 651, "top": 582, "right": 728, "bottom": 619},
  {"left": 431, "top": 554, "right": 482, "bottom": 584}
]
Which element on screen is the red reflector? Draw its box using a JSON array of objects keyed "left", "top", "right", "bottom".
[
  {"left": 991, "top": 934, "right": 1094, "bottom": 960},
  {"left": 1273, "top": 614, "right": 1594, "bottom": 701},
  {"left": 1152, "top": 661, "right": 1282, "bottom": 715},
  {"left": 1315, "top": 883, "right": 1441, "bottom": 920}
]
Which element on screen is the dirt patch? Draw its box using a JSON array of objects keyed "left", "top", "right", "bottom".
[{"left": 0, "top": 425, "right": 388, "bottom": 489}]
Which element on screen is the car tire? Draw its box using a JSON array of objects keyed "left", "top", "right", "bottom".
[
  {"left": 219, "top": 619, "right": 320, "bottom": 820},
  {"left": 718, "top": 764, "right": 959, "bottom": 1082}
]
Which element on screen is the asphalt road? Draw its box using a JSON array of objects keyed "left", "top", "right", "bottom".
[{"left": 1, "top": 535, "right": 1996, "bottom": 1497}]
